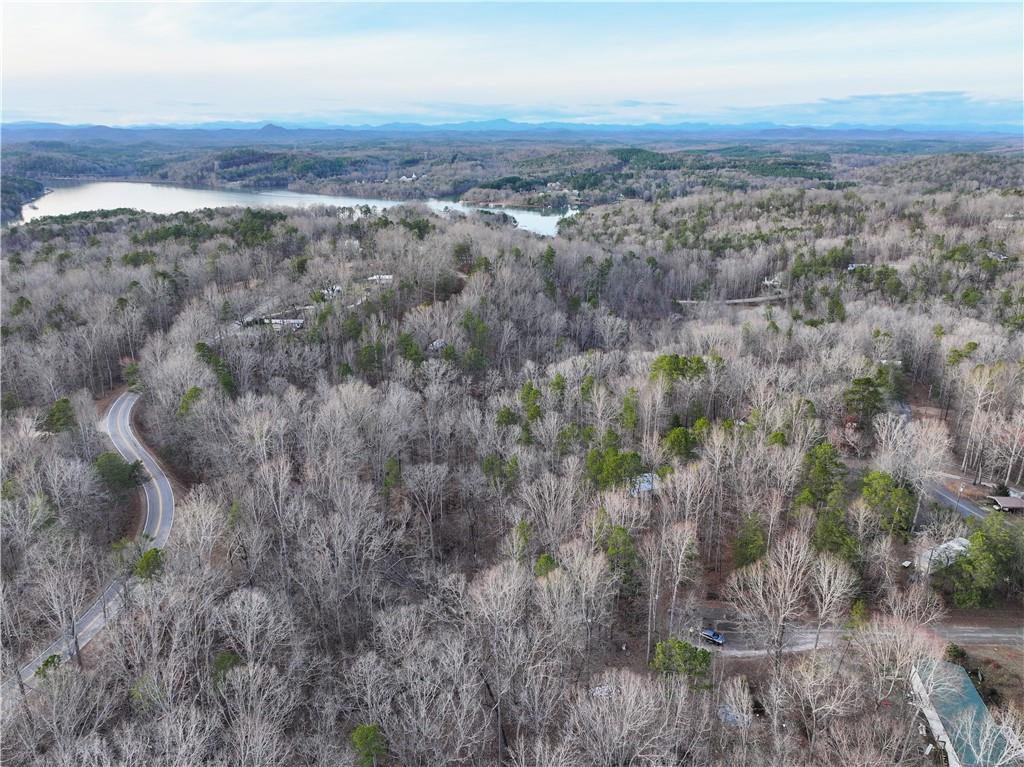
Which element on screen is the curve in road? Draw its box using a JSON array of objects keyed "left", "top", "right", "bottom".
[{"left": 2, "top": 391, "right": 174, "bottom": 696}]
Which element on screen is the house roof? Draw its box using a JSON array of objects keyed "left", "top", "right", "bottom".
[
  {"left": 915, "top": 537, "right": 970, "bottom": 573},
  {"left": 915, "top": 660, "right": 1012, "bottom": 766},
  {"left": 988, "top": 496, "right": 1024, "bottom": 511}
]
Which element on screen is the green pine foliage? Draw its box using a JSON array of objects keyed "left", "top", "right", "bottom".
[
  {"left": 94, "top": 451, "right": 142, "bottom": 493},
  {"left": 938, "top": 513, "right": 1024, "bottom": 607},
  {"left": 605, "top": 525, "right": 639, "bottom": 588},
  {"left": 42, "top": 397, "right": 76, "bottom": 433},
  {"left": 534, "top": 552, "right": 558, "bottom": 577},
  {"left": 195, "top": 342, "right": 237, "bottom": 397},
  {"left": 177, "top": 385, "right": 203, "bottom": 416},
  {"left": 351, "top": 724, "right": 387, "bottom": 767},
  {"left": 651, "top": 637, "right": 712, "bottom": 682},
  {"left": 843, "top": 375, "right": 884, "bottom": 425},
  {"left": 133, "top": 548, "right": 164, "bottom": 580},
  {"left": 586, "top": 444, "right": 643, "bottom": 489},
  {"left": 650, "top": 354, "right": 708, "bottom": 383},
  {"left": 519, "top": 380, "right": 542, "bottom": 422},
  {"left": 734, "top": 513, "right": 767, "bottom": 567},
  {"left": 794, "top": 443, "right": 844, "bottom": 508},
  {"left": 860, "top": 471, "right": 915, "bottom": 538}
]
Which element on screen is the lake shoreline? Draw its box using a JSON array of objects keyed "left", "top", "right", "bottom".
[
  {"left": 35, "top": 176, "right": 577, "bottom": 214},
  {"left": 17, "top": 179, "right": 572, "bottom": 236},
  {"left": 1, "top": 178, "right": 48, "bottom": 226}
]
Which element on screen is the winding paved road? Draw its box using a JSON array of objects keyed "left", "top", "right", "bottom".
[
  {"left": 2, "top": 392, "right": 174, "bottom": 697},
  {"left": 926, "top": 479, "right": 987, "bottom": 520}
]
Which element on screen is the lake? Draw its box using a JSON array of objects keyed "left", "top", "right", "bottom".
[{"left": 19, "top": 181, "right": 572, "bottom": 236}]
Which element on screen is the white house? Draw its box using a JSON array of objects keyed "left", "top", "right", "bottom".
[{"left": 915, "top": 537, "right": 970, "bottom": 575}]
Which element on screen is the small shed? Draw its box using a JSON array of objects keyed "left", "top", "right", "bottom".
[
  {"left": 987, "top": 496, "right": 1024, "bottom": 513},
  {"left": 911, "top": 660, "right": 1018, "bottom": 767}
]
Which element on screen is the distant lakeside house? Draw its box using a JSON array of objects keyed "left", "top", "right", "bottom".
[{"left": 629, "top": 472, "right": 658, "bottom": 497}]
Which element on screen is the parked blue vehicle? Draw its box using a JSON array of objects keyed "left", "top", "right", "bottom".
[{"left": 700, "top": 628, "right": 725, "bottom": 645}]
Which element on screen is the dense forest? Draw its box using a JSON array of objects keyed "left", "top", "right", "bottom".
[
  {"left": 2, "top": 164, "right": 1023, "bottom": 765},
  {"left": 3, "top": 130, "right": 1020, "bottom": 220},
  {"left": 1, "top": 176, "right": 45, "bottom": 225}
]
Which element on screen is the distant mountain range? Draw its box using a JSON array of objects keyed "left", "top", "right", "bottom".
[{"left": 2, "top": 119, "right": 1020, "bottom": 146}]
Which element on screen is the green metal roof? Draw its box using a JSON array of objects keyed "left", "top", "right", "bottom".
[{"left": 917, "top": 660, "right": 1010, "bottom": 766}]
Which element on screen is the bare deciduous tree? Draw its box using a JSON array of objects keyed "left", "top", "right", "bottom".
[
  {"left": 810, "top": 553, "right": 858, "bottom": 652},
  {"left": 727, "top": 531, "right": 814, "bottom": 673}
]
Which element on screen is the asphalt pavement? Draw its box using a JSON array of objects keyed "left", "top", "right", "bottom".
[
  {"left": 926, "top": 480, "right": 987, "bottom": 520},
  {"left": 1, "top": 391, "right": 174, "bottom": 699},
  {"left": 714, "top": 622, "right": 1023, "bottom": 658}
]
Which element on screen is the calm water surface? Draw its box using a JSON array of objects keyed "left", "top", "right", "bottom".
[{"left": 20, "top": 181, "right": 571, "bottom": 236}]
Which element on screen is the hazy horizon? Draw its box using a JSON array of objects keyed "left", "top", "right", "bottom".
[
  {"left": 3, "top": 2, "right": 1022, "bottom": 130},
  {"left": 3, "top": 112, "right": 1021, "bottom": 133}
]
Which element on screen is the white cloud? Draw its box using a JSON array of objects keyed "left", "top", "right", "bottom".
[{"left": 2, "top": 2, "right": 1020, "bottom": 125}]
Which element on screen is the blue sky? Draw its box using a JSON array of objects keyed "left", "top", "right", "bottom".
[{"left": 2, "top": 2, "right": 1021, "bottom": 128}]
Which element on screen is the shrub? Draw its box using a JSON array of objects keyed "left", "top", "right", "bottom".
[
  {"left": 945, "top": 643, "right": 968, "bottom": 663},
  {"left": 652, "top": 637, "right": 712, "bottom": 681},
  {"left": 534, "top": 552, "right": 558, "bottom": 577},
  {"left": 351, "top": 723, "right": 387, "bottom": 767},
  {"left": 134, "top": 548, "right": 164, "bottom": 580}
]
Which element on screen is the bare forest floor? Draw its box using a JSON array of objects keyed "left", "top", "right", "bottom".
[
  {"left": 956, "top": 644, "right": 1024, "bottom": 709},
  {"left": 6, "top": 389, "right": 146, "bottom": 671},
  {"left": 930, "top": 603, "right": 1024, "bottom": 709},
  {"left": 905, "top": 382, "right": 942, "bottom": 417},
  {"left": 129, "top": 401, "right": 193, "bottom": 502}
]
